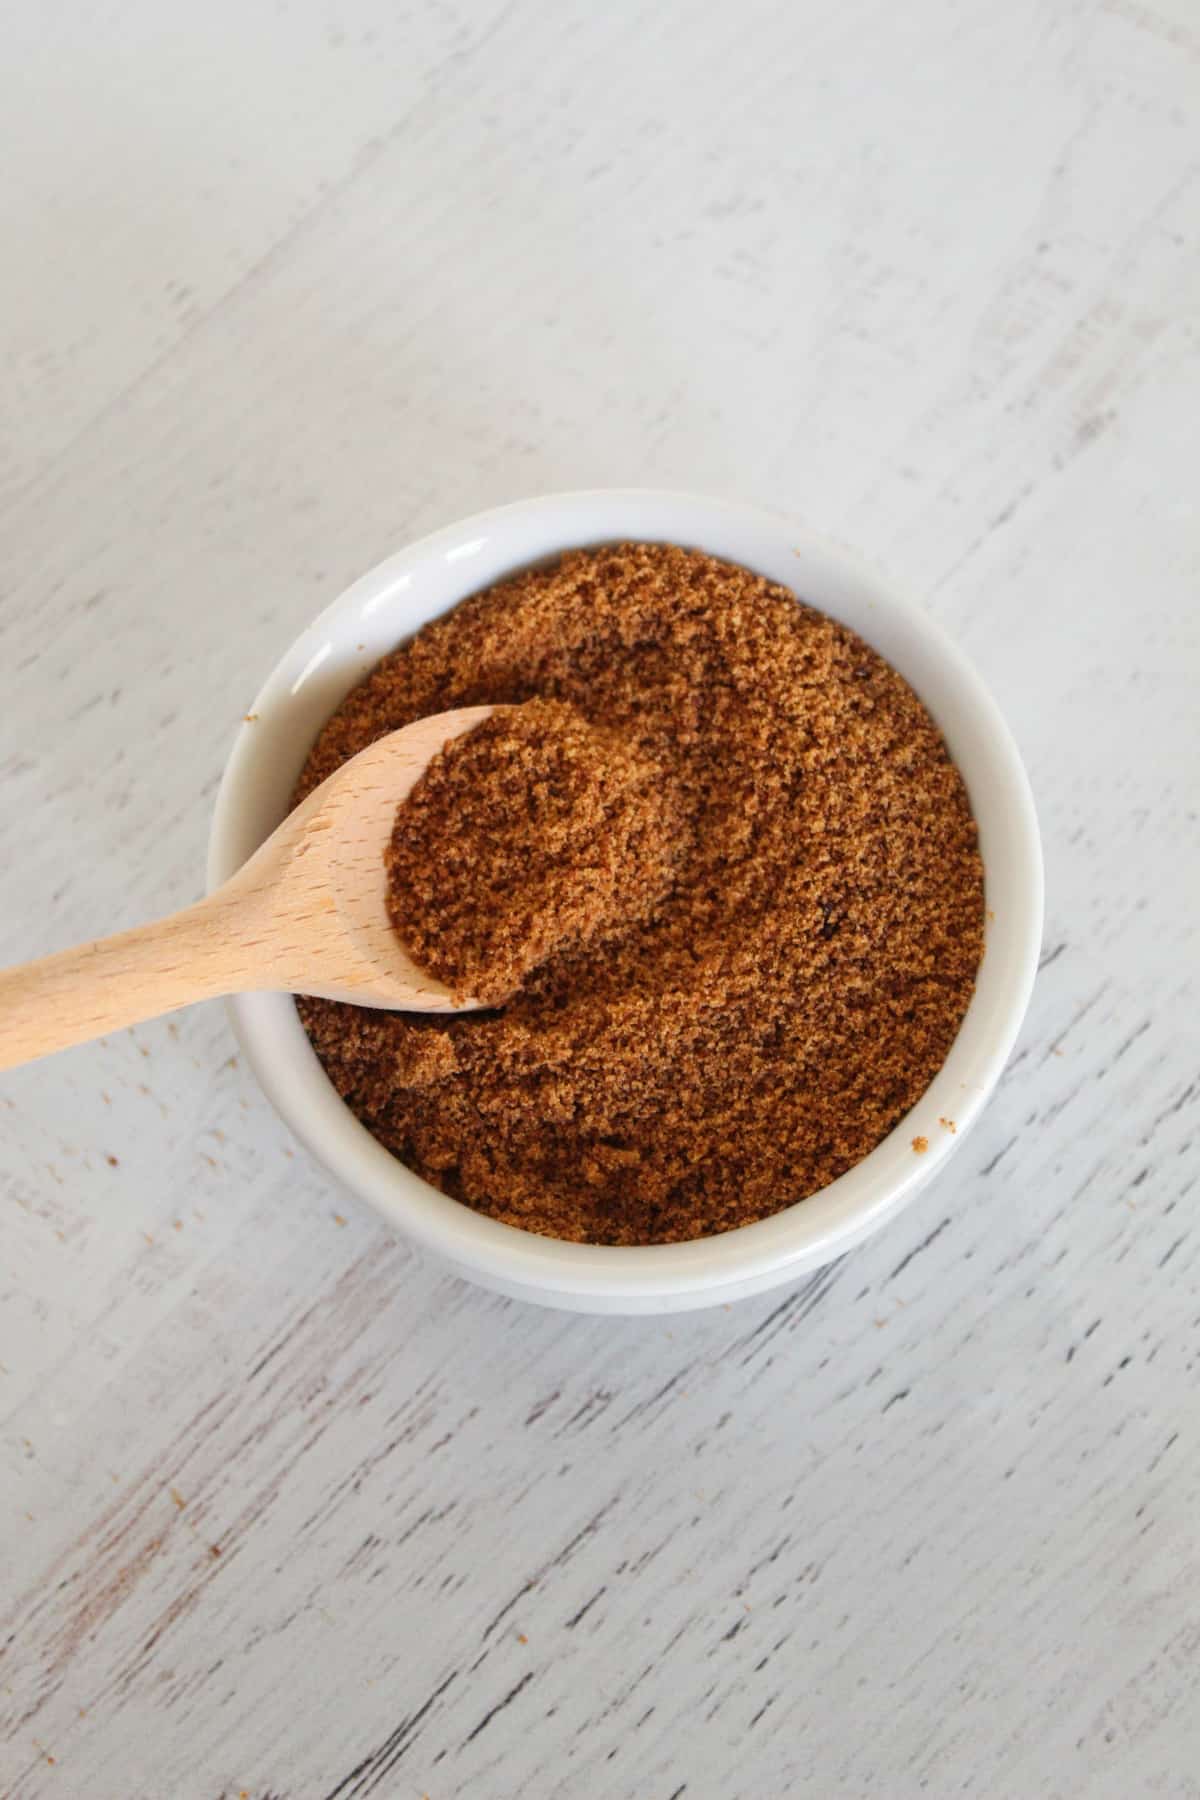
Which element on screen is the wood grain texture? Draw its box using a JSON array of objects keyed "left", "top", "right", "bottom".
[{"left": 1, "top": 0, "right": 1198, "bottom": 1794}]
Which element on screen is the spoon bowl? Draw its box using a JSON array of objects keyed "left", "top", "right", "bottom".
[{"left": 249, "top": 704, "right": 495, "bottom": 1008}]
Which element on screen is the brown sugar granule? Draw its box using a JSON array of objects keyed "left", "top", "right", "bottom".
[
  {"left": 295, "top": 542, "right": 984, "bottom": 1246},
  {"left": 385, "top": 699, "right": 682, "bottom": 1005}
]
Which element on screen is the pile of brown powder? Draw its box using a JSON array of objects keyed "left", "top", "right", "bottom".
[
  {"left": 385, "top": 699, "right": 682, "bottom": 1006},
  {"left": 296, "top": 542, "right": 984, "bottom": 1246}
]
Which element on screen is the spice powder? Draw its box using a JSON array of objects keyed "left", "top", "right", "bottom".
[
  {"left": 295, "top": 543, "right": 984, "bottom": 1246},
  {"left": 385, "top": 699, "right": 683, "bottom": 1008}
]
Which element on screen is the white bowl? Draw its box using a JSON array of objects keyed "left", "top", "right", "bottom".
[{"left": 208, "top": 490, "right": 1042, "bottom": 1314}]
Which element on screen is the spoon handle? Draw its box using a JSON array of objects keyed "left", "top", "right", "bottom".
[{"left": 0, "top": 888, "right": 266, "bottom": 1072}]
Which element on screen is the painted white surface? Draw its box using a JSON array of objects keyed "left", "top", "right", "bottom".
[{"left": 0, "top": 0, "right": 1197, "bottom": 1793}]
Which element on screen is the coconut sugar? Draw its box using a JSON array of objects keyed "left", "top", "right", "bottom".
[{"left": 295, "top": 543, "right": 984, "bottom": 1246}]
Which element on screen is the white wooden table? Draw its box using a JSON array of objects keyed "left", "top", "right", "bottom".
[{"left": 2, "top": 2, "right": 1198, "bottom": 1794}]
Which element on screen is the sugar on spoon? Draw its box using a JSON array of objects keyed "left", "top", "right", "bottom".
[{"left": 0, "top": 706, "right": 495, "bottom": 1073}]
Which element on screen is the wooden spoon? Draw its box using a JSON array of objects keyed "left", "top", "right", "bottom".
[{"left": 0, "top": 705, "right": 495, "bottom": 1073}]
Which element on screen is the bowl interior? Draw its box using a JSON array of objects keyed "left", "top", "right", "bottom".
[{"left": 208, "top": 491, "right": 1042, "bottom": 1309}]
